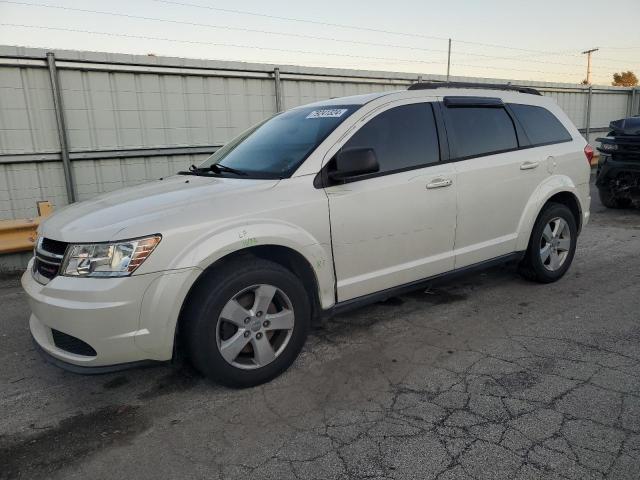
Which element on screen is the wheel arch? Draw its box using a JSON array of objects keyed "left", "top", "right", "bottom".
[
  {"left": 544, "top": 191, "right": 582, "bottom": 233},
  {"left": 173, "top": 244, "right": 326, "bottom": 356},
  {"left": 516, "top": 176, "right": 584, "bottom": 251},
  {"left": 191, "top": 244, "right": 322, "bottom": 313}
]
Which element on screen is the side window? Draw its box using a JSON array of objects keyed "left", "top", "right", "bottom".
[
  {"left": 445, "top": 107, "right": 518, "bottom": 159},
  {"left": 342, "top": 103, "right": 440, "bottom": 174},
  {"left": 509, "top": 103, "right": 572, "bottom": 146}
]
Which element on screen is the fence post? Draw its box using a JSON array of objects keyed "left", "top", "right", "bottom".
[
  {"left": 46, "top": 52, "right": 76, "bottom": 203},
  {"left": 446, "top": 38, "right": 452, "bottom": 81},
  {"left": 273, "top": 67, "right": 283, "bottom": 113},
  {"left": 632, "top": 87, "right": 638, "bottom": 116},
  {"left": 584, "top": 85, "right": 593, "bottom": 142}
]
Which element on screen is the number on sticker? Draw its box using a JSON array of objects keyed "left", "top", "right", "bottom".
[{"left": 306, "top": 109, "right": 348, "bottom": 119}]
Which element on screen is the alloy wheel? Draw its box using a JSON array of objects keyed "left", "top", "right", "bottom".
[
  {"left": 539, "top": 217, "right": 571, "bottom": 271},
  {"left": 215, "top": 284, "right": 295, "bottom": 369}
]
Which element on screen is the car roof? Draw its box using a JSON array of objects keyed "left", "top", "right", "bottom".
[
  {"left": 296, "top": 92, "right": 399, "bottom": 108},
  {"left": 295, "top": 87, "right": 553, "bottom": 110}
]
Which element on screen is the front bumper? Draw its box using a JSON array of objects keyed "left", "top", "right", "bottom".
[
  {"left": 596, "top": 154, "right": 640, "bottom": 191},
  {"left": 32, "top": 337, "right": 163, "bottom": 374},
  {"left": 22, "top": 261, "right": 200, "bottom": 370}
]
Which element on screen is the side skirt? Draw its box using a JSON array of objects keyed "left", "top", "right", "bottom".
[{"left": 325, "top": 251, "right": 525, "bottom": 318}]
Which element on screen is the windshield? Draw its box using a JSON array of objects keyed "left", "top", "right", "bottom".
[{"left": 198, "top": 104, "right": 360, "bottom": 179}]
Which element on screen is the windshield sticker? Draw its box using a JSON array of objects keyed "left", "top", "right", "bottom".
[{"left": 306, "top": 109, "right": 348, "bottom": 119}]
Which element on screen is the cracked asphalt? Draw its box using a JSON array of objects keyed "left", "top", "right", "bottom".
[{"left": 1, "top": 180, "right": 640, "bottom": 480}]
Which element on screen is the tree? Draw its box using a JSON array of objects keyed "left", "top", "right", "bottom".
[
  {"left": 581, "top": 79, "right": 589, "bottom": 85},
  {"left": 612, "top": 71, "right": 638, "bottom": 87}
]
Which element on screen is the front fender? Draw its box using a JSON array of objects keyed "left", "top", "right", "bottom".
[
  {"left": 515, "top": 175, "right": 581, "bottom": 251},
  {"left": 135, "top": 219, "right": 335, "bottom": 358},
  {"left": 171, "top": 218, "right": 335, "bottom": 308}
]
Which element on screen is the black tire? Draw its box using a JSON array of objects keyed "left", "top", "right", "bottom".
[
  {"left": 519, "top": 203, "right": 578, "bottom": 284},
  {"left": 598, "top": 187, "right": 631, "bottom": 209},
  {"left": 183, "top": 256, "right": 311, "bottom": 388}
]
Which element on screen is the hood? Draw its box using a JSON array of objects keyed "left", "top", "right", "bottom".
[
  {"left": 609, "top": 116, "right": 640, "bottom": 136},
  {"left": 40, "top": 175, "right": 280, "bottom": 242}
]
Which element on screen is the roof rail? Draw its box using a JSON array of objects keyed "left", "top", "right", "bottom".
[{"left": 407, "top": 81, "right": 542, "bottom": 96}]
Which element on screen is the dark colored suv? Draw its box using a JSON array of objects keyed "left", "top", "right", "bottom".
[{"left": 596, "top": 115, "right": 640, "bottom": 208}]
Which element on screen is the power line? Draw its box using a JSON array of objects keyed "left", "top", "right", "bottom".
[
  {"left": 1, "top": 1, "right": 634, "bottom": 81},
  {"left": 458, "top": 48, "right": 626, "bottom": 70},
  {"left": 450, "top": 61, "right": 583, "bottom": 77},
  {"left": 146, "top": 0, "right": 640, "bottom": 64},
  {"left": 477, "top": 48, "right": 637, "bottom": 70},
  {"left": 3, "top": 0, "right": 631, "bottom": 73},
  {"left": 451, "top": 50, "right": 599, "bottom": 69},
  {"left": 4, "top": 0, "right": 633, "bottom": 68},
  {"left": 600, "top": 46, "right": 640, "bottom": 50},
  {"left": 0, "top": 0, "right": 452, "bottom": 57},
  {"left": 149, "top": 0, "right": 451, "bottom": 42},
  {"left": 0, "top": 23, "right": 447, "bottom": 66},
  {"left": 0, "top": 23, "right": 593, "bottom": 78}
]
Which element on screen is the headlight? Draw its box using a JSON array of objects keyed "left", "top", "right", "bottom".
[{"left": 61, "top": 235, "right": 161, "bottom": 278}]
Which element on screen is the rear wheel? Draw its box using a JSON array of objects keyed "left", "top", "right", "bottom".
[
  {"left": 184, "top": 257, "right": 310, "bottom": 388},
  {"left": 598, "top": 187, "right": 631, "bottom": 209},
  {"left": 519, "top": 203, "right": 577, "bottom": 283}
]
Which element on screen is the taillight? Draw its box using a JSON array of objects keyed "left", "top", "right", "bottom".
[{"left": 584, "top": 144, "right": 594, "bottom": 165}]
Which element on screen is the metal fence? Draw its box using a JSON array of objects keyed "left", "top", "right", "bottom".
[{"left": 1, "top": 45, "right": 638, "bottom": 268}]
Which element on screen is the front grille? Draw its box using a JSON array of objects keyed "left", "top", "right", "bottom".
[
  {"left": 51, "top": 329, "right": 97, "bottom": 357},
  {"left": 41, "top": 237, "right": 68, "bottom": 256},
  {"left": 33, "top": 237, "right": 68, "bottom": 284},
  {"left": 33, "top": 257, "right": 60, "bottom": 280}
]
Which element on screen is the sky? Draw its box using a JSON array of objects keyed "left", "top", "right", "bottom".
[{"left": 0, "top": 0, "right": 639, "bottom": 86}]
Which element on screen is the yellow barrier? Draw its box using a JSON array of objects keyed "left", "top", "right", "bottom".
[{"left": 0, "top": 201, "right": 53, "bottom": 254}]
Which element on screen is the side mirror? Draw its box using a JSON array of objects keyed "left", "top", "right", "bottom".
[{"left": 328, "top": 148, "right": 380, "bottom": 181}]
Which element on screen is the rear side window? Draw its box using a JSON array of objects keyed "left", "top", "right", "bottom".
[
  {"left": 343, "top": 103, "right": 440, "bottom": 174},
  {"left": 445, "top": 107, "right": 518, "bottom": 159},
  {"left": 509, "top": 103, "right": 572, "bottom": 146}
]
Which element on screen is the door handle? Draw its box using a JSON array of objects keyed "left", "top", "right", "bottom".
[
  {"left": 426, "top": 178, "right": 453, "bottom": 189},
  {"left": 520, "top": 161, "right": 540, "bottom": 170}
]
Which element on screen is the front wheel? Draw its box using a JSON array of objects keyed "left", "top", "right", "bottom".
[
  {"left": 183, "top": 257, "right": 310, "bottom": 388},
  {"left": 519, "top": 203, "right": 577, "bottom": 283}
]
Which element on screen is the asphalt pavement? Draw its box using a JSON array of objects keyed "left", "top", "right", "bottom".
[{"left": 1, "top": 180, "right": 639, "bottom": 480}]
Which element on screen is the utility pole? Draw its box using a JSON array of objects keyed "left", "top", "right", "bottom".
[
  {"left": 581, "top": 48, "right": 599, "bottom": 85},
  {"left": 446, "top": 38, "right": 452, "bottom": 81}
]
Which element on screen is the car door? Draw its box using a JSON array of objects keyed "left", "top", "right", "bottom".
[
  {"left": 323, "top": 100, "right": 457, "bottom": 302},
  {"left": 440, "top": 97, "right": 548, "bottom": 268}
]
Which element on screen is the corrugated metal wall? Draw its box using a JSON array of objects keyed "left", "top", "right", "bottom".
[
  {"left": 1, "top": 162, "right": 66, "bottom": 220},
  {"left": 59, "top": 71, "right": 277, "bottom": 151},
  {"left": 0, "top": 65, "right": 59, "bottom": 155},
  {"left": 0, "top": 44, "right": 637, "bottom": 231},
  {"left": 72, "top": 154, "right": 210, "bottom": 201}
]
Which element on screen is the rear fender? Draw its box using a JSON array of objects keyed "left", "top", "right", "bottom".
[{"left": 516, "top": 175, "right": 581, "bottom": 251}]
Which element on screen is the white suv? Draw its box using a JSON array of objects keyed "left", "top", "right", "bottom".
[{"left": 22, "top": 83, "right": 592, "bottom": 387}]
